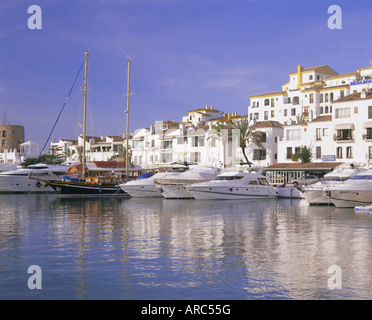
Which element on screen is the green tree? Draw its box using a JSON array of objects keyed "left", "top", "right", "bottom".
[
  {"left": 110, "top": 145, "right": 132, "bottom": 163},
  {"left": 292, "top": 145, "right": 313, "bottom": 163}
]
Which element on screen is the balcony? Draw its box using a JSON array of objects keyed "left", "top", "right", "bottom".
[{"left": 333, "top": 127, "right": 354, "bottom": 143}]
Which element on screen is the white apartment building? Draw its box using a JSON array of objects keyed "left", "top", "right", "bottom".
[
  {"left": 51, "top": 135, "right": 126, "bottom": 163},
  {"left": 49, "top": 61, "right": 372, "bottom": 173},
  {"left": 250, "top": 61, "right": 372, "bottom": 167}
]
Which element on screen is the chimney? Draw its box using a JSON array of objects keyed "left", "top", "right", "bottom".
[
  {"left": 361, "top": 89, "right": 367, "bottom": 99},
  {"left": 297, "top": 65, "right": 303, "bottom": 89}
]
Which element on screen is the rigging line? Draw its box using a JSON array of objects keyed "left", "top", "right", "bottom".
[{"left": 30, "top": 58, "right": 85, "bottom": 177}]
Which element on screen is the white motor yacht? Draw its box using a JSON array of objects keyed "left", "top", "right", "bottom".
[
  {"left": 154, "top": 166, "right": 220, "bottom": 199},
  {"left": 327, "top": 168, "right": 372, "bottom": 208},
  {"left": 120, "top": 172, "right": 174, "bottom": 198},
  {"left": 185, "top": 170, "right": 277, "bottom": 200},
  {"left": 303, "top": 165, "right": 365, "bottom": 205},
  {"left": 0, "top": 163, "right": 69, "bottom": 193}
]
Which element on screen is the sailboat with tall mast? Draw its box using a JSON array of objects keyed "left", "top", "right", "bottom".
[{"left": 29, "top": 51, "right": 138, "bottom": 197}]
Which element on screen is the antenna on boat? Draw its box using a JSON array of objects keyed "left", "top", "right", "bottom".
[{"left": 82, "top": 50, "right": 89, "bottom": 179}]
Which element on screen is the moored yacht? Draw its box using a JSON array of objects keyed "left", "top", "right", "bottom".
[
  {"left": 154, "top": 166, "right": 220, "bottom": 199},
  {"left": 303, "top": 164, "right": 365, "bottom": 205},
  {"left": 0, "top": 163, "right": 68, "bottom": 193},
  {"left": 327, "top": 168, "right": 372, "bottom": 207},
  {"left": 185, "top": 170, "right": 277, "bottom": 200},
  {"left": 120, "top": 172, "right": 173, "bottom": 198}
]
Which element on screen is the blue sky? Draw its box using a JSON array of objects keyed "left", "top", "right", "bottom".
[{"left": 1, "top": 0, "right": 372, "bottom": 146}]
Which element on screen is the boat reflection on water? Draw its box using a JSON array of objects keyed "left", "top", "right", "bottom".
[{"left": 2, "top": 194, "right": 372, "bottom": 300}]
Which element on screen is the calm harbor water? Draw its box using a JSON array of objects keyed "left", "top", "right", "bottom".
[{"left": 1, "top": 193, "right": 372, "bottom": 300}]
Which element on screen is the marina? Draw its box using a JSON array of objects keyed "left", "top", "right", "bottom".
[
  {"left": 2, "top": 0, "right": 372, "bottom": 303},
  {"left": 1, "top": 193, "right": 372, "bottom": 300}
]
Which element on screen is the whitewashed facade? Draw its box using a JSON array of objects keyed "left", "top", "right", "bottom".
[{"left": 250, "top": 62, "right": 372, "bottom": 166}]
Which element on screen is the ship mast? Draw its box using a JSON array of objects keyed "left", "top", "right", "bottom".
[
  {"left": 82, "top": 50, "right": 89, "bottom": 179},
  {"left": 125, "top": 58, "right": 132, "bottom": 178}
]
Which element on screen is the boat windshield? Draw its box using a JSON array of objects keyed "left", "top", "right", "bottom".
[
  {"left": 350, "top": 175, "right": 372, "bottom": 180},
  {"left": 319, "top": 177, "right": 349, "bottom": 182},
  {"left": 258, "top": 178, "right": 269, "bottom": 185},
  {"left": 215, "top": 175, "right": 244, "bottom": 180}
]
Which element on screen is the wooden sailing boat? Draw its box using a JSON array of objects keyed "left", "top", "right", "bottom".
[{"left": 30, "top": 51, "right": 137, "bottom": 197}]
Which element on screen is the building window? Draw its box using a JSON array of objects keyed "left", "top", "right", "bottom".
[
  {"left": 325, "top": 93, "right": 329, "bottom": 103},
  {"left": 366, "top": 128, "right": 372, "bottom": 139},
  {"left": 335, "top": 108, "right": 350, "bottom": 118},
  {"left": 320, "top": 107, "right": 324, "bottom": 114},
  {"left": 320, "top": 94, "right": 324, "bottom": 103},
  {"left": 264, "top": 99, "right": 270, "bottom": 106},
  {"left": 325, "top": 106, "right": 329, "bottom": 113},
  {"left": 336, "top": 129, "right": 353, "bottom": 141},
  {"left": 337, "top": 147, "right": 343, "bottom": 159},
  {"left": 291, "top": 108, "right": 296, "bottom": 116},
  {"left": 191, "top": 136, "right": 205, "bottom": 147},
  {"left": 340, "top": 91, "right": 344, "bottom": 98},
  {"left": 309, "top": 94, "right": 314, "bottom": 103},
  {"left": 316, "top": 128, "right": 321, "bottom": 141},
  {"left": 284, "top": 109, "right": 287, "bottom": 117},
  {"left": 271, "top": 98, "right": 275, "bottom": 107},
  {"left": 316, "top": 146, "right": 321, "bottom": 159},
  {"left": 323, "top": 128, "right": 328, "bottom": 136},
  {"left": 160, "top": 152, "right": 173, "bottom": 163},
  {"left": 2, "top": 131, "right": 6, "bottom": 137},
  {"left": 368, "top": 106, "right": 372, "bottom": 119},
  {"left": 369, "top": 146, "right": 372, "bottom": 160},
  {"left": 264, "top": 111, "right": 268, "bottom": 120},
  {"left": 330, "top": 93, "right": 334, "bottom": 102},
  {"left": 1, "top": 139, "right": 5, "bottom": 147},
  {"left": 286, "top": 147, "right": 292, "bottom": 159},
  {"left": 253, "top": 149, "right": 266, "bottom": 160},
  {"left": 177, "top": 137, "right": 188, "bottom": 144},
  {"left": 309, "top": 75, "right": 313, "bottom": 81},
  {"left": 160, "top": 140, "right": 173, "bottom": 149},
  {"left": 271, "top": 110, "right": 275, "bottom": 118},
  {"left": 286, "top": 129, "right": 302, "bottom": 141},
  {"left": 293, "top": 96, "right": 300, "bottom": 105},
  {"left": 346, "top": 146, "right": 353, "bottom": 159},
  {"left": 190, "top": 152, "right": 201, "bottom": 163}
]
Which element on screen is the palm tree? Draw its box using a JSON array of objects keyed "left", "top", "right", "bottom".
[
  {"left": 231, "top": 118, "right": 264, "bottom": 166},
  {"left": 75, "top": 145, "right": 84, "bottom": 163},
  {"left": 208, "top": 118, "right": 263, "bottom": 167},
  {"left": 63, "top": 148, "right": 75, "bottom": 161},
  {"left": 110, "top": 145, "right": 132, "bottom": 163}
]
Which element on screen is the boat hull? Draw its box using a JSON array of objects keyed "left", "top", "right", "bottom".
[
  {"left": 276, "top": 186, "right": 304, "bottom": 199},
  {"left": 47, "top": 180, "right": 130, "bottom": 197},
  {"left": 121, "top": 184, "right": 163, "bottom": 198},
  {"left": 0, "top": 175, "right": 55, "bottom": 193},
  {"left": 155, "top": 184, "right": 193, "bottom": 199},
  {"left": 187, "top": 185, "right": 277, "bottom": 200},
  {"left": 330, "top": 190, "right": 372, "bottom": 208},
  {"left": 303, "top": 188, "right": 332, "bottom": 205}
]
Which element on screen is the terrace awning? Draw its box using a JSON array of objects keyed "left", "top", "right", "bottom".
[{"left": 334, "top": 123, "right": 354, "bottom": 130}]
